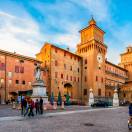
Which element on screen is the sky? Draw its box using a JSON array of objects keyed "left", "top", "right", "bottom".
[{"left": 0, "top": 0, "right": 132, "bottom": 64}]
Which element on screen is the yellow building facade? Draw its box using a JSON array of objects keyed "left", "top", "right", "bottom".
[
  {"left": 36, "top": 18, "right": 130, "bottom": 104},
  {"left": 119, "top": 46, "right": 132, "bottom": 102}
]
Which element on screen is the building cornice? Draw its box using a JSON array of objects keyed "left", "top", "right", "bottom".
[
  {"left": 105, "top": 60, "right": 128, "bottom": 72},
  {"left": 0, "top": 49, "right": 40, "bottom": 63},
  {"left": 42, "top": 42, "right": 82, "bottom": 58}
]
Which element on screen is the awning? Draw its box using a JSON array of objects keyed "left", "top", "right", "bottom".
[{"left": 18, "top": 90, "right": 32, "bottom": 96}]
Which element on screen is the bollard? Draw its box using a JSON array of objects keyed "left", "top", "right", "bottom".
[
  {"left": 61, "top": 102, "right": 64, "bottom": 109},
  {"left": 53, "top": 102, "right": 57, "bottom": 110},
  {"left": 43, "top": 104, "right": 47, "bottom": 110},
  {"left": 12, "top": 102, "right": 16, "bottom": 109}
]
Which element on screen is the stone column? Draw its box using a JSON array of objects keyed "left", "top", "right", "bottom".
[
  {"left": 113, "top": 88, "right": 119, "bottom": 107},
  {"left": 88, "top": 88, "right": 94, "bottom": 106}
]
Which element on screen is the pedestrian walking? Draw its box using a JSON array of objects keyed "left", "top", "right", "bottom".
[
  {"left": 35, "top": 99, "right": 40, "bottom": 115},
  {"left": 24, "top": 99, "right": 34, "bottom": 117},
  {"left": 129, "top": 102, "right": 132, "bottom": 116},
  {"left": 39, "top": 97, "right": 43, "bottom": 114},
  {"left": 28, "top": 99, "right": 34, "bottom": 117},
  {"left": 21, "top": 98, "right": 27, "bottom": 115}
]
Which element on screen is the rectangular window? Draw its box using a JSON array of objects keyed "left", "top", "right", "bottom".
[
  {"left": 0, "top": 63, "right": 5, "bottom": 71},
  {"left": 96, "top": 76, "right": 98, "bottom": 81},
  {"left": 55, "top": 72, "right": 58, "bottom": 78},
  {"left": 84, "top": 59, "right": 87, "bottom": 64},
  {"left": 83, "top": 89, "right": 87, "bottom": 95},
  {"left": 70, "top": 66, "right": 72, "bottom": 71},
  {"left": 16, "top": 80, "right": 19, "bottom": 84},
  {"left": 61, "top": 74, "right": 63, "bottom": 79},
  {"left": 98, "top": 89, "right": 101, "bottom": 96},
  {"left": 22, "top": 80, "right": 25, "bottom": 85},
  {"left": 78, "top": 77, "right": 79, "bottom": 82},
  {"left": 15, "top": 66, "right": 19, "bottom": 73},
  {"left": 101, "top": 77, "right": 103, "bottom": 83},
  {"left": 20, "top": 67, "right": 24, "bottom": 73},
  {"left": 78, "top": 68, "right": 79, "bottom": 73}
]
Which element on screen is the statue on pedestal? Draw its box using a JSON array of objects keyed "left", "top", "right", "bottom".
[
  {"left": 88, "top": 88, "right": 94, "bottom": 106},
  {"left": 35, "top": 63, "right": 41, "bottom": 81},
  {"left": 113, "top": 86, "right": 119, "bottom": 107},
  {"left": 31, "top": 63, "right": 48, "bottom": 104}
]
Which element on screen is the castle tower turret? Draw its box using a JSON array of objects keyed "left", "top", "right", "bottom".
[{"left": 77, "top": 18, "right": 107, "bottom": 103}]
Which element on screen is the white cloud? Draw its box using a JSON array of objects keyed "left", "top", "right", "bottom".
[
  {"left": 44, "top": 23, "right": 81, "bottom": 49},
  {"left": 70, "top": 0, "right": 111, "bottom": 22},
  {"left": 0, "top": 11, "right": 42, "bottom": 57},
  {"left": 106, "top": 23, "right": 132, "bottom": 64}
]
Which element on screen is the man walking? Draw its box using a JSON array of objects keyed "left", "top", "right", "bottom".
[
  {"left": 129, "top": 102, "right": 132, "bottom": 116},
  {"left": 39, "top": 97, "right": 43, "bottom": 114},
  {"left": 35, "top": 99, "right": 39, "bottom": 115},
  {"left": 21, "top": 98, "right": 27, "bottom": 115}
]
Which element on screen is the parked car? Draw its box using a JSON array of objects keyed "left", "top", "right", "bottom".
[
  {"left": 120, "top": 101, "right": 130, "bottom": 106},
  {"left": 91, "top": 100, "right": 109, "bottom": 107}
]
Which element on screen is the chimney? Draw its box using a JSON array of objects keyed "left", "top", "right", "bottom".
[{"left": 67, "top": 47, "right": 70, "bottom": 51}]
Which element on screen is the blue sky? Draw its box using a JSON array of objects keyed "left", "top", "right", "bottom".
[{"left": 0, "top": 0, "right": 132, "bottom": 64}]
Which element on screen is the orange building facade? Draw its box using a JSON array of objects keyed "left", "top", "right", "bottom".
[
  {"left": 0, "top": 49, "right": 39, "bottom": 104},
  {"left": 0, "top": 18, "right": 131, "bottom": 104},
  {"left": 36, "top": 18, "right": 129, "bottom": 104},
  {"left": 119, "top": 46, "right": 132, "bottom": 102}
]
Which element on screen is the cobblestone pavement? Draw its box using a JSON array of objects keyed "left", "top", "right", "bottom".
[
  {"left": 0, "top": 104, "right": 91, "bottom": 117},
  {"left": 0, "top": 107, "right": 128, "bottom": 132}
]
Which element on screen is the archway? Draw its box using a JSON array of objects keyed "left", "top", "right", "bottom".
[{"left": 64, "top": 83, "right": 72, "bottom": 97}]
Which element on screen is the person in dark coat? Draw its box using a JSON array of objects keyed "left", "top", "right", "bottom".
[
  {"left": 35, "top": 99, "right": 39, "bottom": 115},
  {"left": 21, "top": 98, "right": 27, "bottom": 115},
  {"left": 39, "top": 97, "right": 43, "bottom": 114},
  {"left": 129, "top": 102, "right": 132, "bottom": 116}
]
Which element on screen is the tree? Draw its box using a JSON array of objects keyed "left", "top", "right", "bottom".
[{"left": 66, "top": 93, "right": 70, "bottom": 105}]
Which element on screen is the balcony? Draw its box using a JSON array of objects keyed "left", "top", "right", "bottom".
[{"left": 105, "top": 70, "right": 128, "bottom": 79}]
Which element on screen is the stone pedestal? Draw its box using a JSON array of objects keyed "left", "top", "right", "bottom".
[
  {"left": 31, "top": 80, "right": 48, "bottom": 104},
  {"left": 113, "top": 89, "right": 119, "bottom": 107},
  {"left": 88, "top": 88, "right": 94, "bottom": 106}
]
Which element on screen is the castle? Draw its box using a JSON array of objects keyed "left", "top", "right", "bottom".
[
  {"left": 0, "top": 18, "right": 131, "bottom": 104},
  {"left": 36, "top": 18, "right": 132, "bottom": 104}
]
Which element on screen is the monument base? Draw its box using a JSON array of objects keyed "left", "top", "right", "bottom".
[
  {"left": 113, "top": 88, "right": 119, "bottom": 107},
  {"left": 113, "top": 100, "right": 119, "bottom": 107},
  {"left": 31, "top": 79, "right": 48, "bottom": 104},
  {"left": 31, "top": 96, "right": 48, "bottom": 104},
  {"left": 88, "top": 88, "right": 94, "bottom": 106}
]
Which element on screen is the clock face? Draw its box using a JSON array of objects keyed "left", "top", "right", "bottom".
[{"left": 97, "top": 53, "right": 103, "bottom": 63}]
